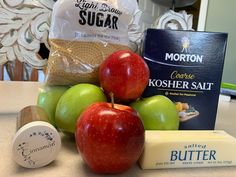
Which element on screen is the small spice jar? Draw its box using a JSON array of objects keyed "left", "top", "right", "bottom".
[{"left": 12, "top": 106, "right": 61, "bottom": 168}]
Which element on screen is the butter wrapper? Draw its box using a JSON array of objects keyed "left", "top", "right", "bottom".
[{"left": 139, "top": 131, "right": 236, "bottom": 169}]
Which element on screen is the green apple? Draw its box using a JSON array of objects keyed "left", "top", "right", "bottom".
[
  {"left": 37, "top": 86, "right": 69, "bottom": 126},
  {"left": 55, "top": 84, "right": 107, "bottom": 134},
  {"left": 130, "top": 95, "right": 179, "bottom": 130}
]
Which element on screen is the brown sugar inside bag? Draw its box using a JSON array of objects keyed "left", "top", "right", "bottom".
[
  {"left": 46, "top": 40, "right": 130, "bottom": 85},
  {"left": 45, "top": 0, "right": 139, "bottom": 86}
]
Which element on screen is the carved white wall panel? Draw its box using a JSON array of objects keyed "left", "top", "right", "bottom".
[
  {"left": 0, "top": 0, "right": 193, "bottom": 73},
  {"left": 153, "top": 10, "right": 194, "bottom": 30},
  {"left": 0, "top": 0, "right": 55, "bottom": 69}
]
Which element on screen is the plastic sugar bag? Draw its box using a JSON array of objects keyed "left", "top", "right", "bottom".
[{"left": 45, "top": 0, "right": 141, "bottom": 86}]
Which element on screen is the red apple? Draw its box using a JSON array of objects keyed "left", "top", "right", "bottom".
[
  {"left": 99, "top": 50, "right": 150, "bottom": 101},
  {"left": 75, "top": 102, "right": 145, "bottom": 174}
]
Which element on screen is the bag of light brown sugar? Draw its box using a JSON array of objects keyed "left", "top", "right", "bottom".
[{"left": 45, "top": 0, "right": 141, "bottom": 86}]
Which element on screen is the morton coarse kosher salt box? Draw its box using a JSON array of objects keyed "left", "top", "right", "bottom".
[{"left": 142, "top": 29, "right": 228, "bottom": 130}]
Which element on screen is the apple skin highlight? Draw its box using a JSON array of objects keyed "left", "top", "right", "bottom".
[
  {"left": 75, "top": 102, "right": 145, "bottom": 174},
  {"left": 99, "top": 50, "right": 150, "bottom": 102}
]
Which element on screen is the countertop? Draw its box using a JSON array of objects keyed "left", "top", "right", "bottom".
[{"left": 1, "top": 81, "right": 236, "bottom": 177}]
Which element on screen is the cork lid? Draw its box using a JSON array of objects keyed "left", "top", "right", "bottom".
[{"left": 12, "top": 121, "right": 61, "bottom": 168}]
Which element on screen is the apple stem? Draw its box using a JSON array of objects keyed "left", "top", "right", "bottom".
[{"left": 110, "top": 92, "right": 115, "bottom": 108}]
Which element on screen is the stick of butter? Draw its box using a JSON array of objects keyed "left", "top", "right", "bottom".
[{"left": 139, "top": 130, "right": 236, "bottom": 169}]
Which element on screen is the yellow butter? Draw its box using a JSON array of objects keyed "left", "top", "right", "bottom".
[{"left": 139, "top": 130, "right": 236, "bottom": 169}]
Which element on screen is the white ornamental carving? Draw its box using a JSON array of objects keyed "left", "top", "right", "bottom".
[
  {"left": 0, "top": 0, "right": 55, "bottom": 69},
  {"left": 153, "top": 10, "right": 194, "bottom": 30}
]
